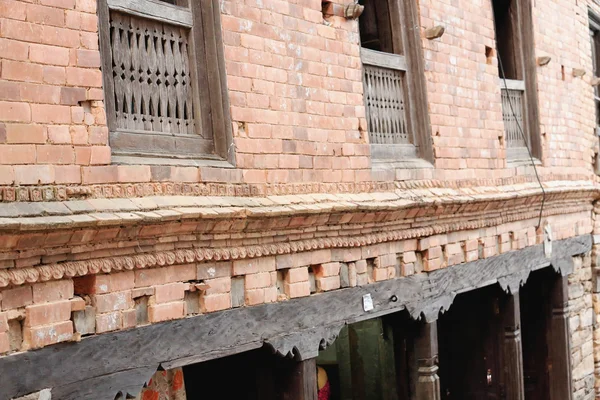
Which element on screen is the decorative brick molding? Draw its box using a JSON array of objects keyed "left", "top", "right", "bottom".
[{"left": 0, "top": 175, "right": 597, "bottom": 203}]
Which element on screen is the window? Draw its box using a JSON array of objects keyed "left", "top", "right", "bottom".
[
  {"left": 492, "top": 0, "right": 541, "bottom": 162},
  {"left": 359, "top": 0, "right": 433, "bottom": 164},
  {"left": 98, "top": 0, "right": 233, "bottom": 165},
  {"left": 590, "top": 14, "right": 600, "bottom": 132}
]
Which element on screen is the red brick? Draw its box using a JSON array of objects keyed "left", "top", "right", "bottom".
[
  {"left": 244, "top": 272, "right": 272, "bottom": 289},
  {"left": 245, "top": 288, "right": 265, "bottom": 306},
  {"left": 0, "top": 38, "right": 29, "bottom": 61},
  {"left": 93, "top": 291, "right": 133, "bottom": 313},
  {"left": 95, "top": 311, "right": 121, "bottom": 333},
  {"left": 0, "top": 312, "right": 7, "bottom": 333},
  {"left": 5, "top": 124, "right": 46, "bottom": 144},
  {"left": 233, "top": 256, "right": 276, "bottom": 275},
  {"left": 204, "top": 277, "right": 231, "bottom": 295},
  {"left": 0, "top": 333, "right": 9, "bottom": 354},
  {"left": 81, "top": 166, "right": 118, "bottom": 184},
  {"left": 0, "top": 101, "right": 30, "bottom": 122},
  {"left": 285, "top": 267, "right": 309, "bottom": 283},
  {"left": 134, "top": 268, "right": 167, "bottom": 288},
  {"left": 0, "top": 166, "right": 14, "bottom": 184},
  {"left": 26, "top": 4, "right": 65, "bottom": 27},
  {"left": 90, "top": 146, "right": 111, "bottom": 165},
  {"left": 0, "top": 20, "right": 43, "bottom": 44},
  {"left": 32, "top": 280, "right": 74, "bottom": 304},
  {"left": 29, "top": 43, "right": 69, "bottom": 66},
  {"left": 25, "top": 300, "right": 71, "bottom": 326},
  {"left": 65, "top": 67, "right": 102, "bottom": 87},
  {"left": 148, "top": 302, "right": 185, "bottom": 323},
  {"left": 14, "top": 165, "right": 55, "bottom": 184},
  {"left": 70, "top": 297, "right": 86, "bottom": 311},
  {"left": 315, "top": 262, "right": 340, "bottom": 277},
  {"left": 200, "top": 293, "right": 231, "bottom": 313},
  {"left": 41, "top": 0, "right": 77, "bottom": 9},
  {"left": 154, "top": 283, "right": 186, "bottom": 304},
  {"left": 165, "top": 264, "right": 196, "bottom": 283},
  {"left": 36, "top": 145, "right": 74, "bottom": 164},
  {"left": 76, "top": 49, "right": 101, "bottom": 67},
  {"left": 23, "top": 320, "right": 73, "bottom": 349},
  {"left": 316, "top": 276, "right": 340, "bottom": 292},
  {"left": 284, "top": 281, "right": 310, "bottom": 298},
  {"left": 55, "top": 165, "right": 81, "bottom": 184},
  {"left": 31, "top": 104, "right": 71, "bottom": 123},
  {"left": 1, "top": 286, "right": 33, "bottom": 310}
]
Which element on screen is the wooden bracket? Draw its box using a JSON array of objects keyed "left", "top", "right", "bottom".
[
  {"left": 344, "top": 3, "right": 364, "bottom": 19},
  {"left": 424, "top": 26, "right": 445, "bottom": 40},
  {"left": 537, "top": 56, "right": 551, "bottom": 66}
]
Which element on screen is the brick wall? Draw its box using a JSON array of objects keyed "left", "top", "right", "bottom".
[
  {"left": 0, "top": 0, "right": 598, "bottom": 186},
  {"left": 1, "top": 0, "right": 600, "bottom": 398}
]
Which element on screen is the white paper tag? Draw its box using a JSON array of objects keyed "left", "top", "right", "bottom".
[
  {"left": 544, "top": 225, "right": 553, "bottom": 258},
  {"left": 363, "top": 294, "right": 374, "bottom": 312}
]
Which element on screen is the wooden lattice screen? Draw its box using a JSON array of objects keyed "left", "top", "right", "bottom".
[
  {"left": 109, "top": 11, "right": 195, "bottom": 135},
  {"left": 361, "top": 48, "right": 411, "bottom": 146},
  {"left": 500, "top": 79, "right": 528, "bottom": 148}
]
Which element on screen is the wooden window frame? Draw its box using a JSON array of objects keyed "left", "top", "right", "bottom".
[
  {"left": 98, "top": 0, "right": 235, "bottom": 167},
  {"left": 493, "top": 0, "right": 542, "bottom": 163},
  {"left": 360, "top": 0, "right": 434, "bottom": 166},
  {"left": 589, "top": 11, "right": 600, "bottom": 174}
]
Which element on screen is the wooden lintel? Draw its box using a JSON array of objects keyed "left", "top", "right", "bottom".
[{"left": 0, "top": 235, "right": 590, "bottom": 400}]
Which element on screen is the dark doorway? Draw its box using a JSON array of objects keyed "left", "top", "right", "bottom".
[
  {"left": 317, "top": 312, "right": 415, "bottom": 400},
  {"left": 183, "top": 347, "right": 299, "bottom": 400},
  {"left": 438, "top": 285, "right": 506, "bottom": 400},
  {"left": 520, "top": 268, "right": 553, "bottom": 400}
]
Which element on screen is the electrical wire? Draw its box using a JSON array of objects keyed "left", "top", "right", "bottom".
[{"left": 492, "top": 6, "right": 546, "bottom": 229}]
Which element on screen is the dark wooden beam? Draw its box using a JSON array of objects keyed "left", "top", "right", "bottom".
[
  {"left": 0, "top": 235, "right": 590, "bottom": 400},
  {"left": 281, "top": 358, "right": 318, "bottom": 400},
  {"left": 502, "top": 292, "right": 525, "bottom": 400},
  {"left": 414, "top": 321, "right": 441, "bottom": 400},
  {"left": 548, "top": 276, "right": 573, "bottom": 400}
]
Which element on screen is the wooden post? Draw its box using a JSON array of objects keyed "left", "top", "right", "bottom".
[
  {"left": 414, "top": 321, "right": 441, "bottom": 400},
  {"left": 502, "top": 292, "right": 525, "bottom": 400},
  {"left": 281, "top": 358, "right": 318, "bottom": 400},
  {"left": 548, "top": 276, "right": 573, "bottom": 400}
]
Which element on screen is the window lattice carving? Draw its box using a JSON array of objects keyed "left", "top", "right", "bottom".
[
  {"left": 109, "top": 11, "right": 195, "bottom": 135},
  {"left": 501, "top": 88, "right": 527, "bottom": 148},
  {"left": 363, "top": 65, "right": 410, "bottom": 145}
]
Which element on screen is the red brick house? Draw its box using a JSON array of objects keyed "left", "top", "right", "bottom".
[{"left": 0, "top": 0, "right": 599, "bottom": 399}]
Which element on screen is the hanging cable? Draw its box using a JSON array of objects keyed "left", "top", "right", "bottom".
[{"left": 491, "top": 3, "right": 546, "bottom": 229}]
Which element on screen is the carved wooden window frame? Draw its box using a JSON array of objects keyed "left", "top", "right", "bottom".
[
  {"left": 492, "top": 0, "right": 542, "bottom": 163},
  {"left": 358, "top": 0, "right": 434, "bottom": 166},
  {"left": 98, "top": 0, "right": 234, "bottom": 166}
]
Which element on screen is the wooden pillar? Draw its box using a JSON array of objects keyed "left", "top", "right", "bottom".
[
  {"left": 281, "top": 358, "right": 318, "bottom": 400},
  {"left": 502, "top": 292, "right": 525, "bottom": 400},
  {"left": 414, "top": 321, "right": 441, "bottom": 400},
  {"left": 548, "top": 276, "right": 573, "bottom": 400}
]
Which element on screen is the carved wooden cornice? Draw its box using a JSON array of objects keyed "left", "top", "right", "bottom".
[{"left": 0, "top": 235, "right": 591, "bottom": 400}]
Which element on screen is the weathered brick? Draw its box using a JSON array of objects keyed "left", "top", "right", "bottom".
[
  {"left": 148, "top": 302, "right": 185, "bottom": 323},
  {"left": 23, "top": 320, "right": 73, "bottom": 349},
  {"left": 32, "top": 280, "right": 74, "bottom": 303},
  {"left": 25, "top": 300, "right": 71, "bottom": 326}
]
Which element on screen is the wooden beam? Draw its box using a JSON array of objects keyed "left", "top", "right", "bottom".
[
  {"left": 281, "top": 359, "right": 318, "bottom": 400},
  {"left": 414, "top": 321, "right": 441, "bottom": 400},
  {"left": 0, "top": 235, "right": 590, "bottom": 400},
  {"left": 502, "top": 292, "right": 525, "bottom": 400},
  {"left": 548, "top": 276, "right": 573, "bottom": 400}
]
